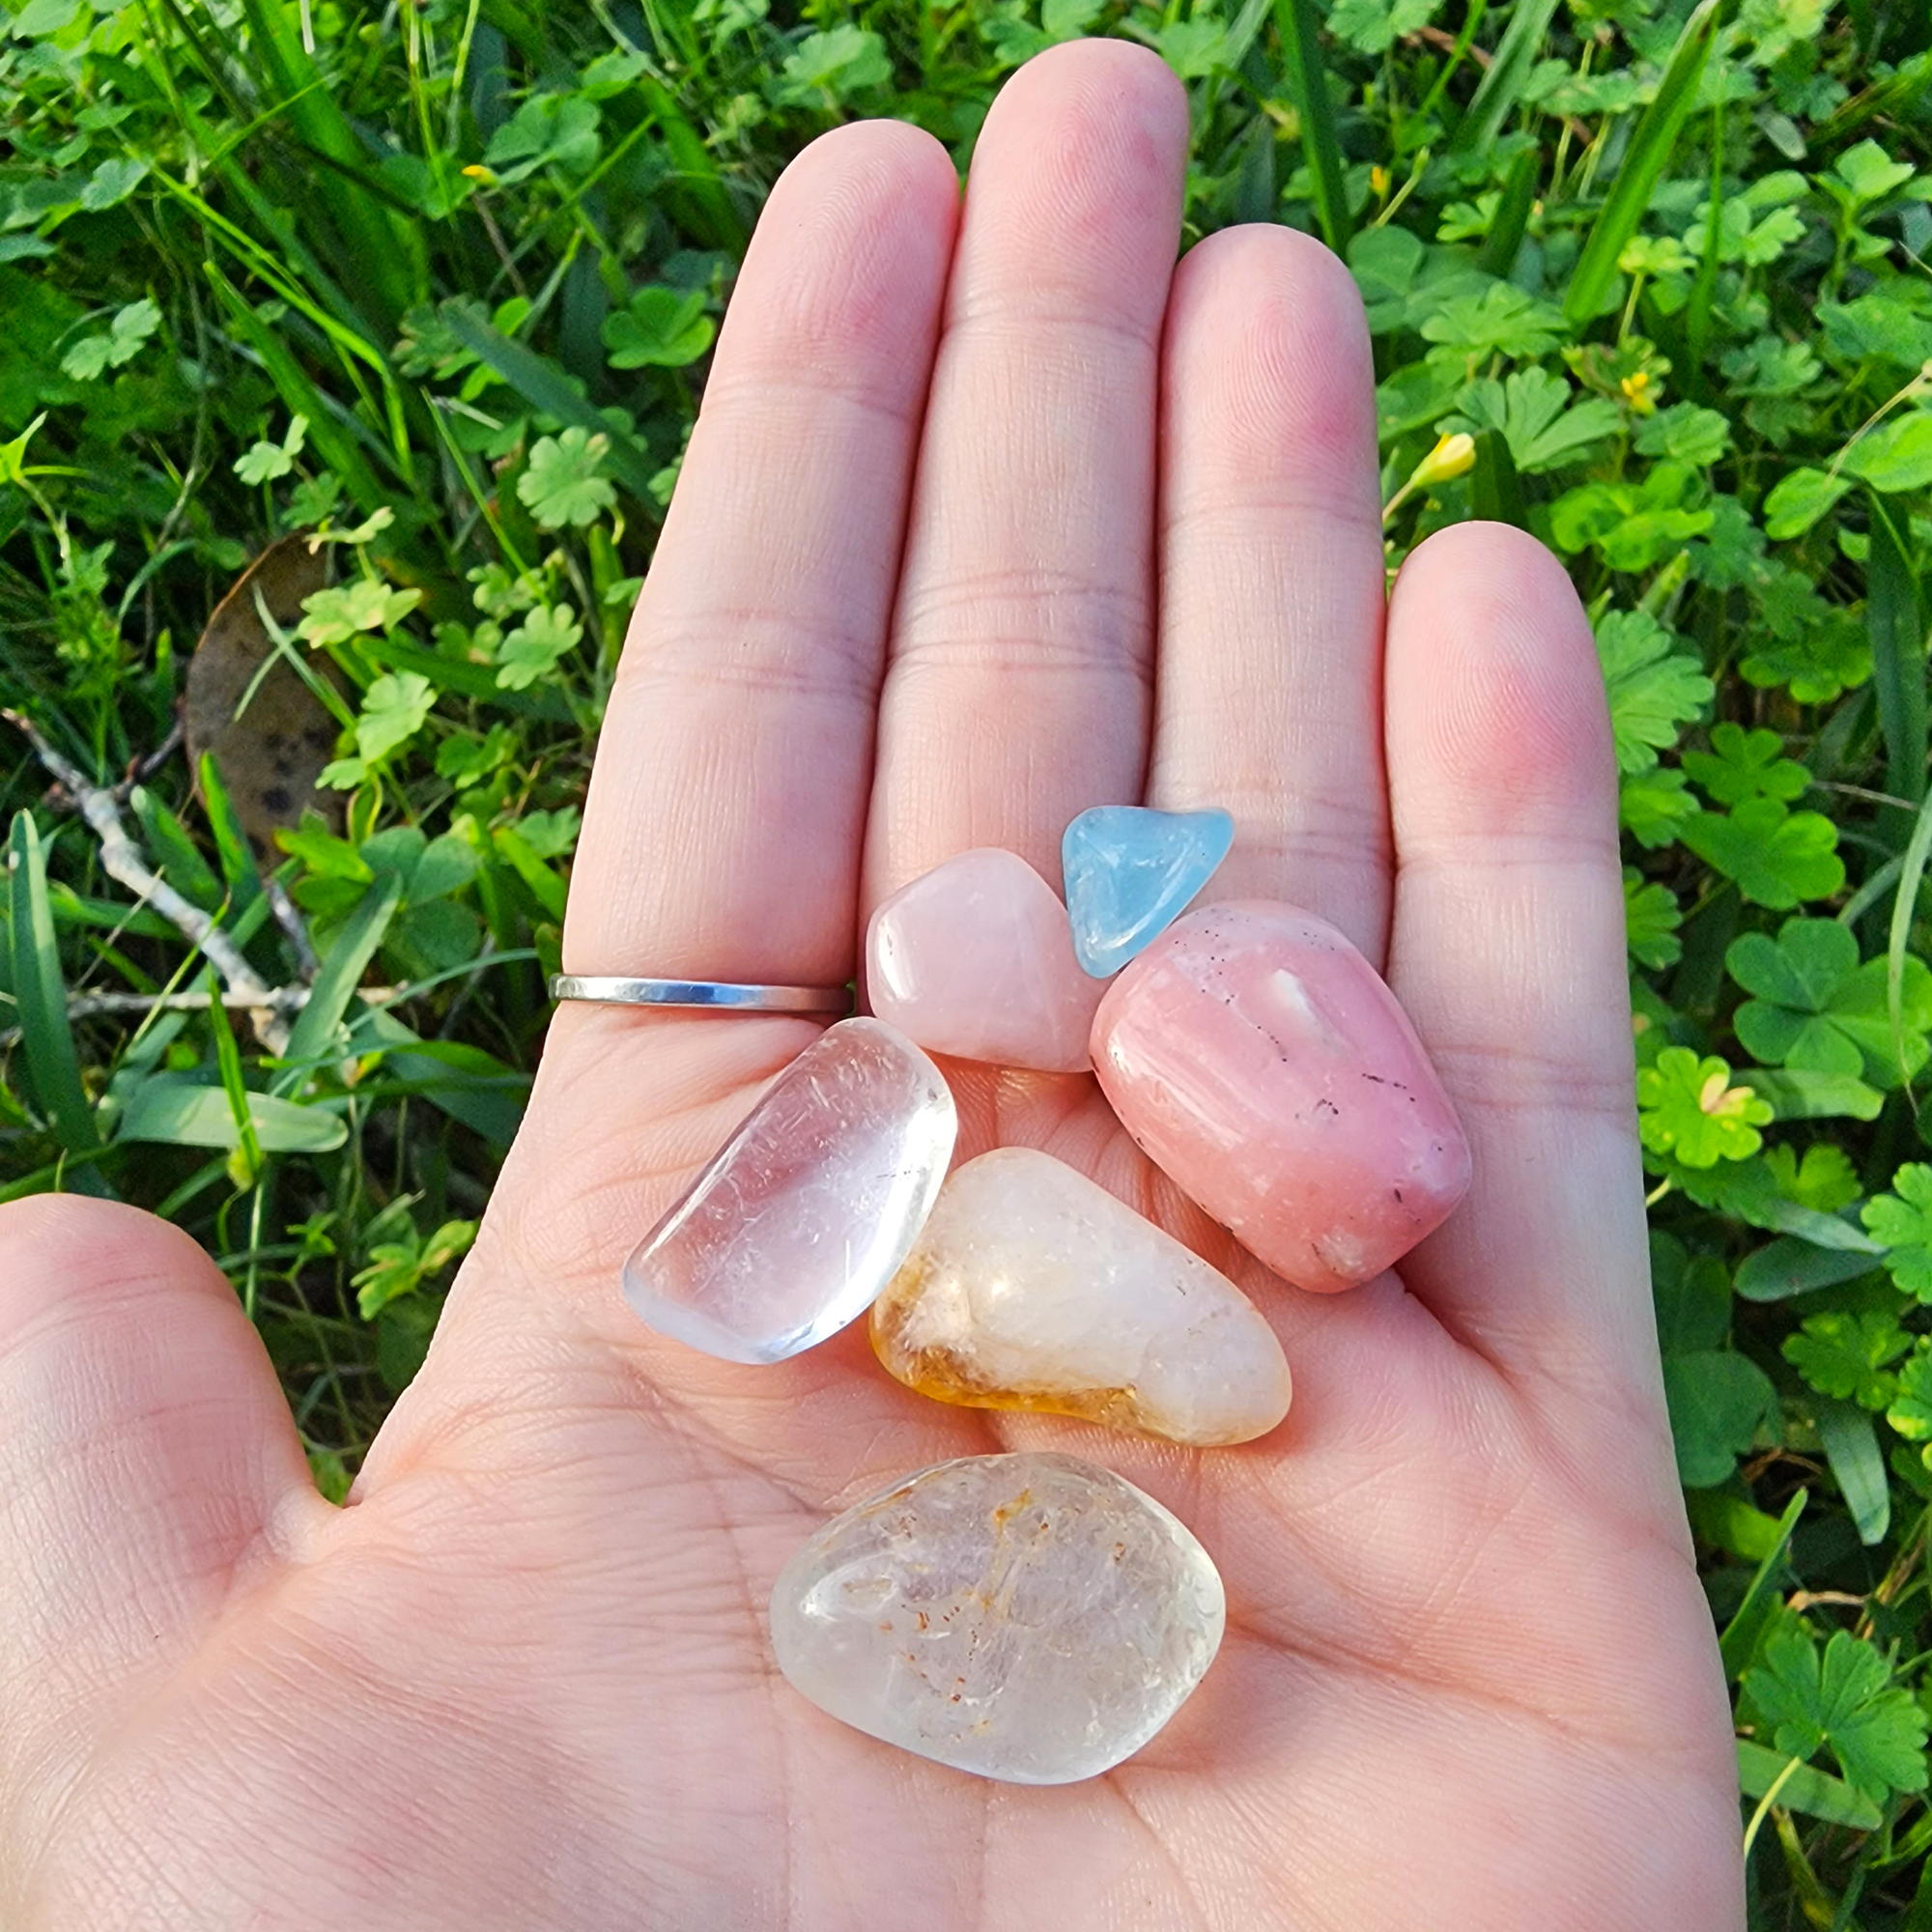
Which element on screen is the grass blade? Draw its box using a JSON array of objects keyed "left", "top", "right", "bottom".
[
  {"left": 1816, "top": 1401, "right": 1890, "bottom": 1546},
  {"left": 1736, "top": 1743, "right": 1882, "bottom": 1833},
  {"left": 1562, "top": 0, "right": 1720, "bottom": 330},
  {"left": 1451, "top": 0, "right": 1562, "bottom": 155},
  {"left": 1470, "top": 427, "right": 1529, "bottom": 527},
  {"left": 116, "top": 1081, "right": 349, "bottom": 1152},
  {"left": 1476, "top": 144, "right": 1540, "bottom": 278},
  {"left": 1867, "top": 491, "right": 1928, "bottom": 811},
  {"left": 1719, "top": 1488, "right": 1805, "bottom": 1679},
  {"left": 231, "top": 0, "right": 424, "bottom": 331},
  {"left": 282, "top": 873, "right": 403, "bottom": 1070},
  {"left": 208, "top": 263, "right": 392, "bottom": 514},
  {"left": 1889, "top": 787, "right": 1932, "bottom": 1115},
  {"left": 1272, "top": 0, "right": 1351, "bottom": 254},
  {"left": 8, "top": 812, "right": 108, "bottom": 1184},
  {"left": 205, "top": 976, "right": 268, "bottom": 1184},
  {"left": 198, "top": 753, "right": 266, "bottom": 925}
]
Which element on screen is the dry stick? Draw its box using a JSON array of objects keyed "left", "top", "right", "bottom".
[
  {"left": 265, "top": 873, "right": 321, "bottom": 980},
  {"left": 2, "top": 708, "right": 300, "bottom": 1054},
  {"left": 0, "top": 982, "right": 404, "bottom": 1050}
]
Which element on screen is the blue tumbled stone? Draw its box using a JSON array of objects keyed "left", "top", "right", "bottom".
[{"left": 1062, "top": 806, "right": 1235, "bottom": 979}]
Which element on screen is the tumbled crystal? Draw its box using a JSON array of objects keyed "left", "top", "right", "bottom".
[
  {"left": 867, "top": 848, "right": 1103, "bottom": 1072},
  {"left": 1092, "top": 901, "right": 1471, "bottom": 1293},
  {"left": 621, "top": 1017, "right": 956, "bottom": 1362},
  {"left": 768, "top": 1451, "right": 1225, "bottom": 1783},
  {"left": 872, "top": 1148, "right": 1290, "bottom": 1444},
  {"left": 1062, "top": 805, "right": 1235, "bottom": 978}
]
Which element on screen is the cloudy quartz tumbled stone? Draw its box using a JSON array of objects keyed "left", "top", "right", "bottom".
[
  {"left": 769, "top": 1452, "right": 1225, "bottom": 1783},
  {"left": 621, "top": 1017, "right": 956, "bottom": 1363},
  {"left": 872, "top": 1148, "right": 1291, "bottom": 1445}
]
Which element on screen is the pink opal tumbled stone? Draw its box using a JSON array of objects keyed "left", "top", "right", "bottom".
[
  {"left": 867, "top": 848, "right": 1104, "bottom": 1073},
  {"left": 1091, "top": 901, "right": 1471, "bottom": 1293}
]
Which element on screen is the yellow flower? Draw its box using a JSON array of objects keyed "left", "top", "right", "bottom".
[
  {"left": 1408, "top": 431, "right": 1476, "bottom": 489},
  {"left": 462, "top": 163, "right": 497, "bottom": 185},
  {"left": 1370, "top": 165, "right": 1390, "bottom": 198},
  {"left": 1620, "top": 369, "right": 1655, "bottom": 415}
]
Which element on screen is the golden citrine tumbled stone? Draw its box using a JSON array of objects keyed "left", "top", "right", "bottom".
[{"left": 870, "top": 1147, "right": 1291, "bottom": 1446}]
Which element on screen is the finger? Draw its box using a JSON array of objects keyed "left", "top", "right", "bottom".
[
  {"left": 0, "top": 1198, "right": 318, "bottom": 1814},
  {"left": 1146, "top": 225, "right": 1392, "bottom": 963},
  {"left": 865, "top": 41, "right": 1188, "bottom": 900},
  {"left": 567, "top": 118, "right": 959, "bottom": 985},
  {"left": 1382, "top": 525, "right": 1656, "bottom": 1396}
]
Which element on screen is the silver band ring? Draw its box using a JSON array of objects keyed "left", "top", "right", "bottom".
[{"left": 548, "top": 974, "right": 854, "bottom": 1014}]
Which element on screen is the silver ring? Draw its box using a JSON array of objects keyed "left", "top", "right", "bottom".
[{"left": 548, "top": 974, "right": 853, "bottom": 1014}]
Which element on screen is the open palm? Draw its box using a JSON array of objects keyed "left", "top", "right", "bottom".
[{"left": 1, "top": 41, "right": 1743, "bottom": 1929}]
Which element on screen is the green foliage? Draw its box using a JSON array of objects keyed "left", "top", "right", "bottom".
[
  {"left": 1745, "top": 1627, "right": 1929, "bottom": 1803},
  {"left": 1863, "top": 1166, "right": 1932, "bottom": 1300},
  {"left": 1638, "top": 1048, "right": 1773, "bottom": 1168},
  {"left": 1595, "top": 610, "right": 1713, "bottom": 776},
  {"left": 1, "top": 0, "right": 1929, "bottom": 1907},
  {"left": 1783, "top": 1311, "right": 1912, "bottom": 1410}
]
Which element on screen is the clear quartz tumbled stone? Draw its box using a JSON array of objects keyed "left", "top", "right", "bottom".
[
  {"left": 768, "top": 1451, "right": 1226, "bottom": 1784},
  {"left": 621, "top": 1017, "right": 956, "bottom": 1364}
]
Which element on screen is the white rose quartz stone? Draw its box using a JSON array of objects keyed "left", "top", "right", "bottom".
[{"left": 866, "top": 848, "right": 1104, "bottom": 1073}]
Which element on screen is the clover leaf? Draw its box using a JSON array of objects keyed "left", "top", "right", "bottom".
[
  {"left": 1729, "top": 918, "right": 1932, "bottom": 1086},
  {"left": 602, "top": 285, "right": 716, "bottom": 370},
  {"left": 1682, "top": 723, "right": 1810, "bottom": 807},
  {"left": 1829, "top": 139, "right": 1918, "bottom": 209},
  {"left": 1638, "top": 1047, "right": 1774, "bottom": 1168},
  {"left": 234, "top": 413, "right": 309, "bottom": 487},
  {"left": 1784, "top": 1312, "right": 1912, "bottom": 1409},
  {"left": 1681, "top": 799, "right": 1845, "bottom": 909},
  {"left": 772, "top": 23, "right": 892, "bottom": 103},
  {"left": 496, "top": 603, "right": 583, "bottom": 691},
  {"left": 517, "top": 427, "right": 616, "bottom": 530},
  {"left": 1595, "top": 609, "right": 1714, "bottom": 775},
  {"left": 1763, "top": 466, "right": 1853, "bottom": 540},
  {"left": 1621, "top": 767, "right": 1699, "bottom": 849},
  {"left": 1887, "top": 1344, "right": 1932, "bottom": 1448},
  {"left": 1746, "top": 1627, "right": 1929, "bottom": 1803},
  {"left": 1624, "top": 868, "right": 1682, "bottom": 969},
  {"left": 1862, "top": 1165, "right": 1932, "bottom": 1299},
  {"left": 354, "top": 671, "right": 437, "bottom": 765},
  {"left": 1420, "top": 283, "right": 1566, "bottom": 366},
  {"left": 1329, "top": 0, "right": 1438, "bottom": 52},
  {"left": 298, "top": 578, "right": 423, "bottom": 648},
  {"left": 1634, "top": 402, "right": 1731, "bottom": 468},
  {"left": 1443, "top": 367, "right": 1620, "bottom": 474},
  {"left": 1662, "top": 1350, "right": 1777, "bottom": 1487},
  {"left": 484, "top": 93, "right": 602, "bottom": 182},
  {"left": 59, "top": 295, "right": 160, "bottom": 382},
  {"left": 1762, "top": 1143, "right": 1861, "bottom": 1214},
  {"left": 1840, "top": 412, "right": 1932, "bottom": 497}
]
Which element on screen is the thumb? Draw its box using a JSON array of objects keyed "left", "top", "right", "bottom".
[{"left": 0, "top": 1197, "right": 319, "bottom": 1846}]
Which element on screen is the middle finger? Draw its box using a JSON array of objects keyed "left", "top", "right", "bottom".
[{"left": 864, "top": 41, "right": 1189, "bottom": 902}]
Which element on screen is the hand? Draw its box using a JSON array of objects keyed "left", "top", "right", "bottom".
[{"left": 0, "top": 40, "right": 1743, "bottom": 1929}]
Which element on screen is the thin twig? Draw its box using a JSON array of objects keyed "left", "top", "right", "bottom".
[
  {"left": 266, "top": 874, "right": 320, "bottom": 980},
  {"left": 2, "top": 708, "right": 296, "bottom": 1053},
  {"left": 0, "top": 982, "right": 410, "bottom": 1050},
  {"left": 119, "top": 712, "right": 185, "bottom": 800}
]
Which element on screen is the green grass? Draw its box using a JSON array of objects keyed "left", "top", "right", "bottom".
[{"left": 2, "top": 0, "right": 1931, "bottom": 1918}]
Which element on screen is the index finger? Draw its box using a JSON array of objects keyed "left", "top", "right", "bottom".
[{"left": 565, "top": 121, "right": 959, "bottom": 989}]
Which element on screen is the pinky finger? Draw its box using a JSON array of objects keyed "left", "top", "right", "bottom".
[{"left": 1381, "top": 526, "right": 1661, "bottom": 1412}]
